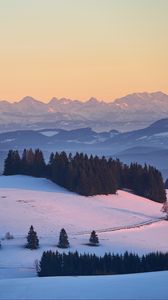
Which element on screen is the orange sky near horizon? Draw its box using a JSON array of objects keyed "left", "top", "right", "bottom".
[{"left": 0, "top": 0, "right": 168, "bottom": 103}]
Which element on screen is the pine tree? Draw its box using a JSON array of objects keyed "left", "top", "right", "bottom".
[
  {"left": 26, "top": 225, "right": 39, "bottom": 249},
  {"left": 161, "top": 201, "right": 168, "bottom": 220},
  {"left": 3, "top": 150, "right": 13, "bottom": 175},
  {"left": 57, "top": 228, "right": 69, "bottom": 248},
  {"left": 89, "top": 230, "right": 99, "bottom": 246},
  {"left": 3, "top": 150, "right": 21, "bottom": 175},
  {"left": 21, "top": 149, "right": 28, "bottom": 175},
  {"left": 47, "top": 152, "right": 54, "bottom": 178},
  {"left": 33, "top": 149, "right": 46, "bottom": 177}
]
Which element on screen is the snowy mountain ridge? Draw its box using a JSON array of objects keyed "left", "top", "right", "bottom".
[{"left": 0, "top": 91, "right": 168, "bottom": 132}]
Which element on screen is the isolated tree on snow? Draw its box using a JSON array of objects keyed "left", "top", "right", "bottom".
[
  {"left": 26, "top": 225, "right": 39, "bottom": 249},
  {"left": 5, "top": 232, "right": 14, "bottom": 240},
  {"left": 57, "top": 228, "right": 69, "bottom": 248},
  {"left": 89, "top": 230, "right": 99, "bottom": 246},
  {"left": 161, "top": 201, "right": 168, "bottom": 220}
]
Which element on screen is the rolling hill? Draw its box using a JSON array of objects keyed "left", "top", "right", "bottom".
[{"left": 0, "top": 175, "right": 167, "bottom": 280}]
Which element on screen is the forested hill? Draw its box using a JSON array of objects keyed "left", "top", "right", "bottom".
[{"left": 3, "top": 149, "right": 166, "bottom": 203}]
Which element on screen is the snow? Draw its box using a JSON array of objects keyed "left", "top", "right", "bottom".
[
  {"left": 48, "top": 107, "right": 55, "bottom": 113},
  {"left": 39, "top": 131, "right": 59, "bottom": 137},
  {"left": 0, "top": 175, "right": 167, "bottom": 281},
  {"left": 0, "top": 271, "right": 167, "bottom": 300},
  {"left": 0, "top": 138, "right": 16, "bottom": 143},
  {"left": 153, "top": 132, "right": 168, "bottom": 137},
  {"left": 0, "top": 175, "right": 164, "bottom": 236},
  {"left": 67, "top": 139, "right": 96, "bottom": 144},
  {"left": 136, "top": 135, "right": 148, "bottom": 140},
  {"left": 0, "top": 175, "right": 167, "bottom": 299}
]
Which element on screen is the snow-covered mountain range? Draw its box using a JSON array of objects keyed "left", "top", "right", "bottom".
[{"left": 0, "top": 91, "right": 168, "bottom": 132}]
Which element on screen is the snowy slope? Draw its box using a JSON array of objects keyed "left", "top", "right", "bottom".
[
  {"left": 0, "top": 271, "right": 167, "bottom": 300},
  {"left": 0, "top": 175, "right": 164, "bottom": 235},
  {"left": 0, "top": 175, "right": 167, "bottom": 279}
]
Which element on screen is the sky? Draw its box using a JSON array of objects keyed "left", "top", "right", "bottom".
[{"left": 0, "top": 0, "right": 168, "bottom": 102}]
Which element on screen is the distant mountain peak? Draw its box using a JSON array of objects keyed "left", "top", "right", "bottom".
[
  {"left": 48, "top": 97, "right": 59, "bottom": 104},
  {"left": 59, "top": 98, "right": 72, "bottom": 104},
  {"left": 151, "top": 91, "right": 166, "bottom": 96},
  {"left": 0, "top": 91, "right": 168, "bottom": 133},
  {"left": 19, "top": 96, "right": 41, "bottom": 104},
  {"left": 87, "top": 97, "right": 99, "bottom": 104}
]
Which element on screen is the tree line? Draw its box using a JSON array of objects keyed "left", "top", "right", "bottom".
[
  {"left": 38, "top": 250, "right": 168, "bottom": 277},
  {"left": 3, "top": 149, "right": 166, "bottom": 202}
]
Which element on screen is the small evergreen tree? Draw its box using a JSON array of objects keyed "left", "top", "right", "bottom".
[
  {"left": 57, "top": 228, "right": 69, "bottom": 248},
  {"left": 5, "top": 232, "right": 14, "bottom": 240},
  {"left": 89, "top": 230, "right": 99, "bottom": 246},
  {"left": 161, "top": 201, "right": 168, "bottom": 220},
  {"left": 26, "top": 225, "right": 39, "bottom": 249}
]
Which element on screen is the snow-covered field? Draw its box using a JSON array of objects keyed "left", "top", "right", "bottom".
[
  {"left": 0, "top": 175, "right": 167, "bottom": 299},
  {"left": 0, "top": 175, "right": 165, "bottom": 234},
  {"left": 0, "top": 271, "right": 167, "bottom": 300}
]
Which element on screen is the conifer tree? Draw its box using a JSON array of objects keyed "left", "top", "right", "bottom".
[
  {"left": 21, "top": 149, "right": 28, "bottom": 175},
  {"left": 3, "top": 150, "right": 21, "bottom": 175},
  {"left": 161, "top": 201, "right": 168, "bottom": 220},
  {"left": 57, "top": 228, "right": 69, "bottom": 248},
  {"left": 47, "top": 152, "right": 54, "bottom": 178},
  {"left": 26, "top": 225, "right": 39, "bottom": 249},
  {"left": 89, "top": 230, "right": 99, "bottom": 246},
  {"left": 3, "top": 150, "right": 14, "bottom": 175},
  {"left": 33, "top": 149, "right": 46, "bottom": 177}
]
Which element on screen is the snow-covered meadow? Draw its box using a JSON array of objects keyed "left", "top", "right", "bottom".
[
  {"left": 0, "top": 271, "right": 167, "bottom": 300},
  {"left": 0, "top": 175, "right": 167, "bottom": 299}
]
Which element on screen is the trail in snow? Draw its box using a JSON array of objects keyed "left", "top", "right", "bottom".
[{"left": 74, "top": 217, "right": 165, "bottom": 235}]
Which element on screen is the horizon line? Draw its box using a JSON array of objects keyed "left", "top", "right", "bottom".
[{"left": 0, "top": 90, "right": 167, "bottom": 104}]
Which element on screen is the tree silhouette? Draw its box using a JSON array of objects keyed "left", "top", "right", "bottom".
[
  {"left": 57, "top": 228, "right": 69, "bottom": 248},
  {"left": 26, "top": 225, "right": 39, "bottom": 249},
  {"left": 3, "top": 150, "right": 21, "bottom": 175},
  {"left": 89, "top": 230, "right": 99, "bottom": 246},
  {"left": 3, "top": 149, "right": 167, "bottom": 202},
  {"left": 161, "top": 201, "right": 168, "bottom": 220}
]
